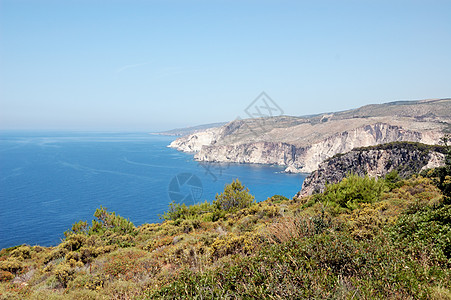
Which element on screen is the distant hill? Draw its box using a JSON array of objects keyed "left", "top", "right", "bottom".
[
  {"left": 169, "top": 98, "right": 451, "bottom": 173},
  {"left": 152, "top": 122, "right": 227, "bottom": 136}
]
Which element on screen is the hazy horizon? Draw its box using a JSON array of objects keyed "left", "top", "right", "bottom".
[{"left": 0, "top": 96, "right": 448, "bottom": 133}]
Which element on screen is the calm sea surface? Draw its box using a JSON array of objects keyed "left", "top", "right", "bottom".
[{"left": 0, "top": 132, "right": 306, "bottom": 249}]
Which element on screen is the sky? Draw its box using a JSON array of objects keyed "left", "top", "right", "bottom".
[{"left": 1, "top": 0, "right": 450, "bottom": 132}]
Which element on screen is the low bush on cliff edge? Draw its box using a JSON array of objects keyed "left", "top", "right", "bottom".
[
  {"left": 214, "top": 179, "right": 255, "bottom": 212},
  {"left": 316, "top": 173, "right": 388, "bottom": 212},
  {"left": 161, "top": 179, "right": 255, "bottom": 223}
]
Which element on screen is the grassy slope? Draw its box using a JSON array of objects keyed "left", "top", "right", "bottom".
[{"left": 0, "top": 174, "right": 450, "bottom": 299}]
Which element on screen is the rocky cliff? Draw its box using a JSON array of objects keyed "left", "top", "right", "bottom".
[
  {"left": 168, "top": 99, "right": 450, "bottom": 172},
  {"left": 296, "top": 142, "right": 446, "bottom": 198},
  {"left": 172, "top": 122, "right": 444, "bottom": 173},
  {"left": 169, "top": 128, "right": 221, "bottom": 153}
]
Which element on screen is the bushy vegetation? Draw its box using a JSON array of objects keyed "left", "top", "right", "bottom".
[
  {"left": 64, "top": 206, "right": 137, "bottom": 238},
  {"left": 213, "top": 179, "right": 255, "bottom": 212},
  {"left": 1, "top": 167, "right": 450, "bottom": 299},
  {"left": 354, "top": 141, "right": 446, "bottom": 155},
  {"left": 318, "top": 173, "right": 388, "bottom": 211}
]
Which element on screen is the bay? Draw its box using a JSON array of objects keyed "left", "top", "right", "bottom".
[{"left": 0, "top": 131, "right": 305, "bottom": 249}]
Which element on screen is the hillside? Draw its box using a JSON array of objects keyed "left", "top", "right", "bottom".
[
  {"left": 169, "top": 98, "right": 451, "bottom": 172},
  {"left": 1, "top": 166, "right": 450, "bottom": 299}
]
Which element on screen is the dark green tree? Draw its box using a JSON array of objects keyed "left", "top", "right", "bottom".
[
  {"left": 90, "top": 206, "right": 137, "bottom": 236},
  {"left": 320, "top": 173, "right": 387, "bottom": 210},
  {"left": 214, "top": 179, "right": 255, "bottom": 212}
]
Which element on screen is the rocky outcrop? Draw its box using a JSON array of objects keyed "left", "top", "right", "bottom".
[
  {"left": 192, "top": 123, "right": 442, "bottom": 173},
  {"left": 168, "top": 128, "right": 222, "bottom": 153},
  {"left": 296, "top": 142, "right": 446, "bottom": 198},
  {"left": 195, "top": 142, "right": 298, "bottom": 165},
  {"left": 291, "top": 123, "right": 441, "bottom": 173}
]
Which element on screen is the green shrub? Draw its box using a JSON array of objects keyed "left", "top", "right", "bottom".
[
  {"left": 64, "top": 220, "right": 89, "bottom": 237},
  {"left": 270, "top": 195, "right": 289, "bottom": 203},
  {"left": 102, "top": 231, "right": 135, "bottom": 247},
  {"left": 390, "top": 201, "right": 451, "bottom": 265},
  {"left": 63, "top": 206, "right": 138, "bottom": 251},
  {"left": 384, "top": 170, "right": 403, "bottom": 190},
  {"left": 161, "top": 201, "right": 215, "bottom": 221},
  {"left": 344, "top": 202, "right": 388, "bottom": 241},
  {"left": 210, "top": 232, "right": 261, "bottom": 259},
  {"left": 10, "top": 245, "right": 32, "bottom": 260},
  {"left": 54, "top": 263, "right": 75, "bottom": 287},
  {"left": 84, "top": 274, "right": 107, "bottom": 290},
  {"left": 0, "top": 258, "right": 23, "bottom": 273},
  {"left": 214, "top": 179, "right": 255, "bottom": 212},
  {"left": 161, "top": 202, "right": 190, "bottom": 221},
  {"left": 319, "top": 173, "right": 388, "bottom": 211},
  {"left": 43, "top": 247, "right": 68, "bottom": 264},
  {"left": 60, "top": 234, "right": 86, "bottom": 251},
  {"left": 90, "top": 206, "right": 137, "bottom": 236}
]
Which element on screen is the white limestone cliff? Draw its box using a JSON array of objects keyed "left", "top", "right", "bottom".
[{"left": 170, "top": 122, "right": 443, "bottom": 173}]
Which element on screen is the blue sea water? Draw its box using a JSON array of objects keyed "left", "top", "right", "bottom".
[{"left": 0, "top": 131, "right": 306, "bottom": 249}]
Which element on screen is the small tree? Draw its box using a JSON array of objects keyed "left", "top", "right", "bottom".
[
  {"left": 214, "top": 179, "right": 255, "bottom": 212},
  {"left": 64, "top": 220, "right": 89, "bottom": 237},
  {"left": 91, "top": 206, "right": 137, "bottom": 236}
]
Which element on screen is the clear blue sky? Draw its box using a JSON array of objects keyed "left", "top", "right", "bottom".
[{"left": 1, "top": 0, "right": 450, "bottom": 131}]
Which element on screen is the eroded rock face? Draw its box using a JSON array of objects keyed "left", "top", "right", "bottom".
[
  {"left": 168, "top": 127, "right": 222, "bottom": 153},
  {"left": 195, "top": 142, "right": 297, "bottom": 166},
  {"left": 172, "top": 123, "right": 442, "bottom": 173},
  {"left": 293, "top": 123, "right": 441, "bottom": 173},
  {"left": 296, "top": 142, "right": 446, "bottom": 198}
]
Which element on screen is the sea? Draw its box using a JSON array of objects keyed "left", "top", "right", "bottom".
[{"left": 0, "top": 131, "right": 306, "bottom": 250}]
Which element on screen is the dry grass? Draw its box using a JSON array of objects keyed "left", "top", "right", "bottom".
[{"left": 266, "top": 216, "right": 315, "bottom": 244}]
